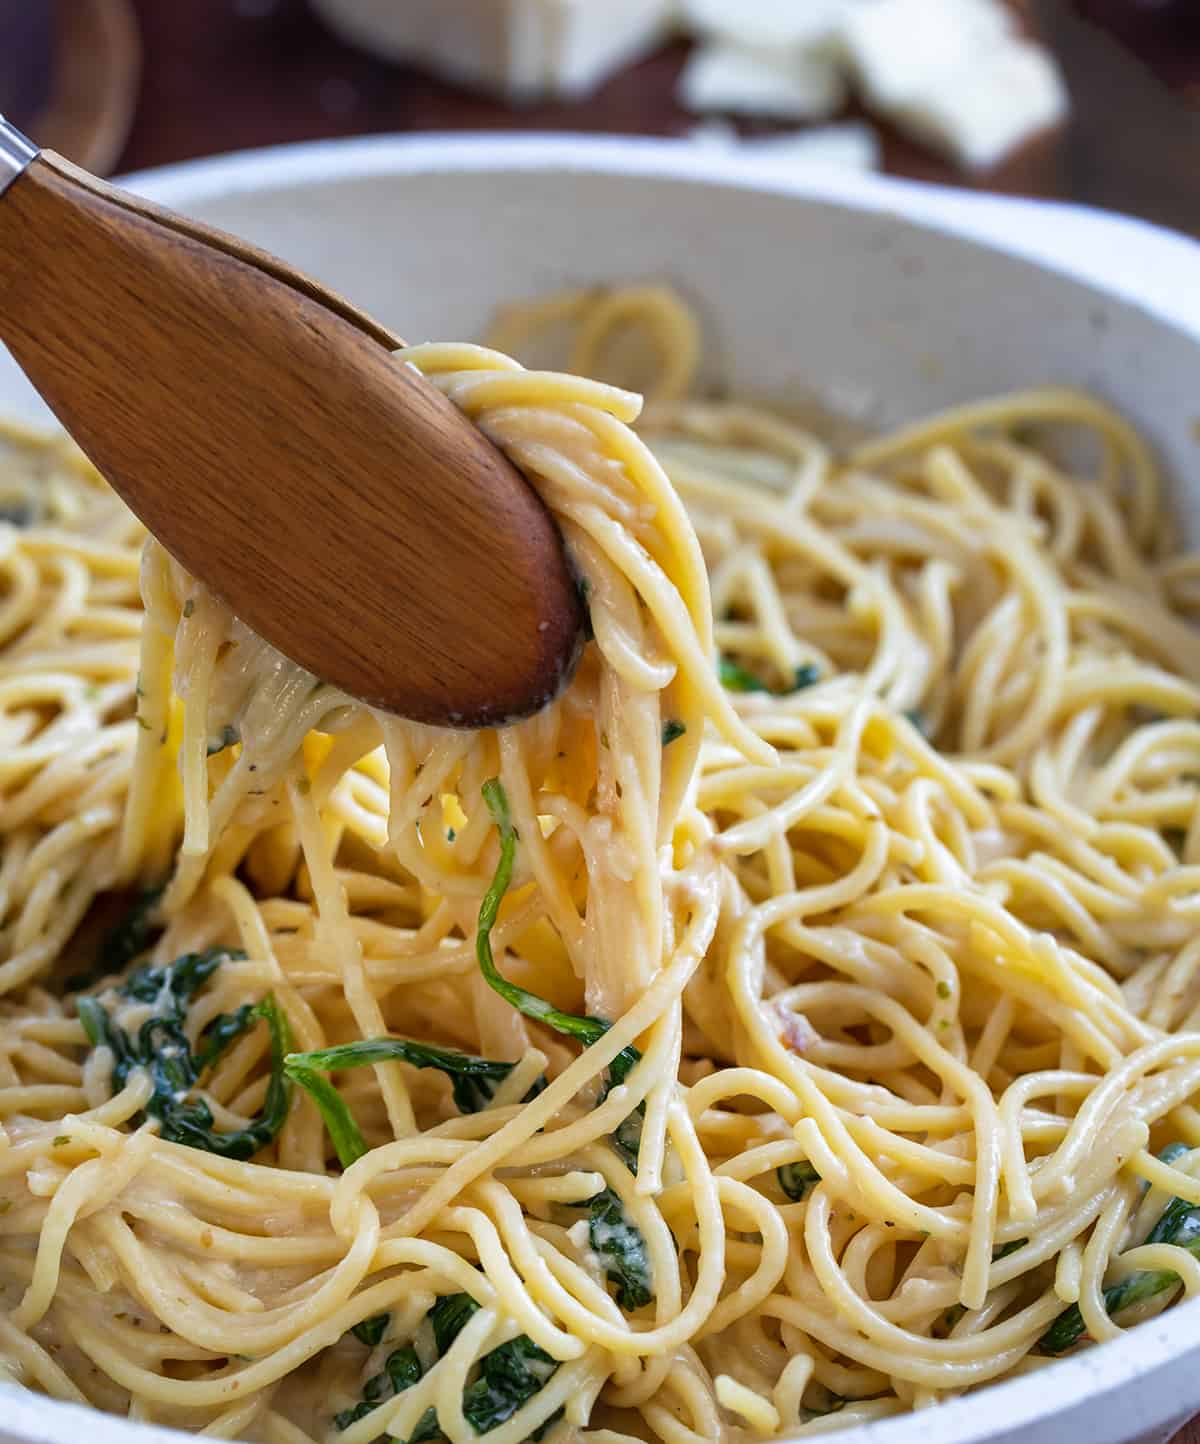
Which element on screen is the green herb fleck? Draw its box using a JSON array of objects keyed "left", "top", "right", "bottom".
[
  {"left": 78, "top": 949, "right": 292, "bottom": 1160},
  {"left": 992, "top": 1237, "right": 1027, "bottom": 1262},
  {"left": 463, "top": 1333, "right": 558, "bottom": 1434},
  {"left": 777, "top": 1160, "right": 821, "bottom": 1201},
  {"left": 477, "top": 779, "right": 633, "bottom": 1060},
  {"left": 661, "top": 720, "right": 686, "bottom": 747},
  {"left": 610, "top": 1109, "right": 643, "bottom": 1175},
  {"left": 936, "top": 980, "right": 952, "bottom": 999},
  {"left": 207, "top": 724, "right": 239, "bottom": 757},
  {"left": 582, "top": 1187, "right": 653, "bottom": 1310},
  {"left": 719, "top": 657, "right": 820, "bottom": 695},
  {"left": 404, "top": 1408, "right": 442, "bottom": 1444},
  {"left": 1039, "top": 1145, "right": 1197, "bottom": 1354},
  {"left": 719, "top": 657, "right": 770, "bottom": 693},
  {"left": 804, "top": 1390, "right": 847, "bottom": 1420},
  {"left": 389, "top": 1292, "right": 559, "bottom": 1440},
  {"left": 430, "top": 1292, "right": 480, "bottom": 1354},
  {"left": 477, "top": 780, "right": 643, "bottom": 1171},
  {"left": 351, "top": 1313, "right": 390, "bottom": 1348},
  {"left": 52, "top": 1135, "right": 70, "bottom": 1147},
  {"left": 182, "top": 598, "right": 195, "bottom": 618},
  {"left": 334, "top": 1344, "right": 423, "bottom": 1431},
  {"left": 286, "top": 1036, "right": 546, "bottom": 1119},
  {"left": 286, "top": 1063, "right": 366, "bottom": 1168}
]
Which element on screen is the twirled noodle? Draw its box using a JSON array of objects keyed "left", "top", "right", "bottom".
[{"left": 0, "top": 284, "right": 1199, "bottom": 1441}]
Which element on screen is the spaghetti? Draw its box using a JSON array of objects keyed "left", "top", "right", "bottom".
[{"left": 0, "top": 286, "right": 1199, "bottom": 1440}]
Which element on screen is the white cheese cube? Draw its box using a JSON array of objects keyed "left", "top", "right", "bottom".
[
  {"left": 309, "top": 0, "right": 672, "bottom": 102},
  {"left": 742, "top": 120, "right": 881, "bottom": 171},
  {"left": 541, "top": 0, "right": 675, "bottom": 98},
  {"left": 679, "top": 40, "right": 847, "bottom": 120},
  {"left": 837, "top": 0, "right": 1013, "bottom": 110},
  {"left": 893, "top": 39, "right": 1068, "bottom": 170},
  {"left": 679, "top": 0, "right": 869, "bottom": 51},
  {"left": 310, "top": 0, "right": 526, "bottom": 95},
  {"left": 686, "top": 118, "right": 881, "bottom": 172}
]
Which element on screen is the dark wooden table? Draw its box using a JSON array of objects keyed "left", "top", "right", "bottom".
[
  {"left": 116, "top": 0, "right": 1053, "bottom": 190},
  {"left": 115, "top": 0, "right": 1200, "bottom": 235},
  {"left": 106, "top": 4, "right": 1200, "bottom": 1442}
]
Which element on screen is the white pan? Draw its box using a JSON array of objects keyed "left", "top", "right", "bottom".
[{"left": 3, "top": 133, "right": 1200, "bottom": 1444}]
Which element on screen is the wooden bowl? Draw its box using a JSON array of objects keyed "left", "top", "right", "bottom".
[{"left": 17, "top": 0, "right": 141, "bottom": 175}]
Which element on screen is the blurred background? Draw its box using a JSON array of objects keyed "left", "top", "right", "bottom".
[{"left": 3, "top": 0, "right": 1200, "bottom": 237}]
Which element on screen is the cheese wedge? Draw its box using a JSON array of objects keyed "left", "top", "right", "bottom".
[
  {"left": 680, "top": 0, "right": 869, "bottom": 50},
  {"left": 891, "top": 38, "right": 1068, "bottom": 169},
  {"left": 310, "top": 0, "right": 672, "bottom": 100},
  {"left": 679, "top": 40, "right": 847, "bottom": 120},
  {"left": 838, "top": 0, "right": 1013, "bottom": 110}
]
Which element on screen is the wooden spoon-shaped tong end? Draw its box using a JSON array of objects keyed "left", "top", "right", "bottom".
[{"left": 0, "top": 143, "right": 585, "bottom": 726}]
